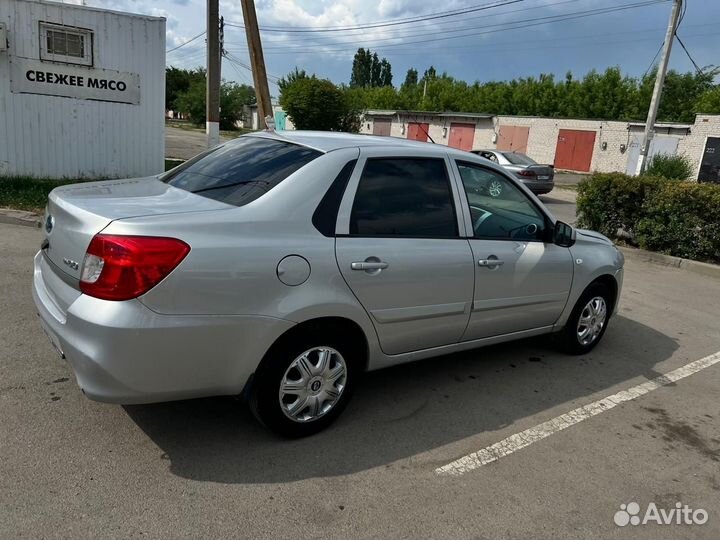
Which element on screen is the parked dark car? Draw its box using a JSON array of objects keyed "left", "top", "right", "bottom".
[{"left": 472, "top": 150, "right": 554, "bottom": 195}]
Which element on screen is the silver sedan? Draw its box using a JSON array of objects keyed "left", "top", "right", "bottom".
[
  {"left": 472, "top": 149, "right": 555, "bottom": 195},
  {"left": 33, "top": 131, "right": 624, "bottom": 437}
]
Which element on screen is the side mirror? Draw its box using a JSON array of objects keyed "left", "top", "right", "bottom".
[{"left": 553, "top": 220, "right": 576, "bottom": 247}]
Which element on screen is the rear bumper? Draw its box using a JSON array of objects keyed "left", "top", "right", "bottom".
[
  {"left": 32, "top": 252, "right": 294, "bottom": 404},
  {"left": 522, "top": 180, "right": 555, "bottom": 194}
]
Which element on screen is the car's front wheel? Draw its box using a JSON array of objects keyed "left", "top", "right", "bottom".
[
  {"left": 250, "top": 332, "right": 359, "bottom": 437},
  {"left": 556, "top": 282, "right": 613, "bottom": 355}
]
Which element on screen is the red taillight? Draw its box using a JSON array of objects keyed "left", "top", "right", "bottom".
[
  {"left": 79, "top": 234, "right": 190, "bottom": 301},
  {"left": 517, "top": 169, "right": 536, "bottom": 177}
]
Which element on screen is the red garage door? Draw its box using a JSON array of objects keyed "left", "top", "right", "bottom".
[
  {"left": 497, "top": 125, "right": 529, "bottom": 153},
  {"left": 372, "top": 118, "right": 391, "bottom": 136},
  {"left": 448, "top": 122, "right": 475, "bottom": 151},
  {"left": 407, "top": 122, "right": 429, "bottom": 142},
  {"left": 554, "top": 129, "right": 596, "bottom": 172}
]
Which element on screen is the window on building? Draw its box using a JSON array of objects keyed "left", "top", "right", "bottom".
[{"left": 39, "top": 23, "right": 93, "bottom": 66}]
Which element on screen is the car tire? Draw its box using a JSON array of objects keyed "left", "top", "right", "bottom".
[
  {"left": 556, "top": 282, "right": 613, "bottom": 355},
  {"left": 250, "top": 330, "right": 360, "bottom": 438}
]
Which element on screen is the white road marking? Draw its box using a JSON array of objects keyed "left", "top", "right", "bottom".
[{"left": 436, "top": 351, "right": 720, "bottom": 477}]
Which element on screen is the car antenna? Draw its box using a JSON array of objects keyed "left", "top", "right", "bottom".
[{"left": 413, "top": 114, "right": 435, "bottom": 143}]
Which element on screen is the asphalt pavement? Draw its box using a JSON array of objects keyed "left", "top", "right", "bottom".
[{"left": 1, "top": 204, "right": 719, "bottom": 538}]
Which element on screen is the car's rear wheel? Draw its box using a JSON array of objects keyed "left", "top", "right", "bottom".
[
  {"left": 250, "top": 332, "right": 359, "bottom": 437},
  {"left": 556, "top": 282, "right": 613, "bottom": 355}
]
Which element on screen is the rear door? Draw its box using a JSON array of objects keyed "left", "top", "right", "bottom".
[
  {"left": 335, "top": 149, "right": 474, "bottom": 355},
  {"left": 451, "top": 160, "right": 573, "bottom": 340}
]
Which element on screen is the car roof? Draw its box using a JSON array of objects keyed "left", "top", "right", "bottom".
[{"left": 247, "top": 129, "right": 476, "bottom": 158}]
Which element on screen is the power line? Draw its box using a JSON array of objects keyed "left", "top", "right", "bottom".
[
  {"left": 673, "top": 0, "right": 704, "bottom": 75},
  {"left": 643, "top": 42, "right": 664, "bottom": 78},
  {"left": 224, "top": 0, "right": 586, "bottom": 48},
  {"left": 166, "top": 31, "right": 206, "bottom": 53},
  {"left": 674, "top": 34, "right": 704, "bottom": 75},
  {"left": 224, "top": 0, "right": 525, "bottom": 33},
  {"left": 225, "top": 0, "right": 670, "bottom": 54}
]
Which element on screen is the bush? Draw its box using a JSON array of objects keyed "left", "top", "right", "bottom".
[
  {"left": 642, "top": 152, "right": 694, "bottom": 180},
  {"left": 577, "top": 172, "right": 720, "bottom": 263},
  {"left": 576, "top": 173, "right": 664, "bottom": 239},
  {"left": 636, "top": 182, "right": 720, "bottom": 262},
  {"left": 280, "top": 74, "right": 359, "bottom": 132}
]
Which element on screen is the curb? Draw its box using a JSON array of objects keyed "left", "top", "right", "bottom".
[
  {"left": 618, "top": 246, "right": 720, "bottom": 279},
  {"left": 0, "top": 208, "right": 41, "bottom": 229}
]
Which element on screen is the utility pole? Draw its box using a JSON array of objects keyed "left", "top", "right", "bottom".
[
  {"left": 635, "top": 0, "right": 682, "bottom": 175},
  {"left": 206, "top": 0, "right": 221, "bottom": 148},
  {"left": 240, "top": 0, "right": 273, "bottom": 129}
]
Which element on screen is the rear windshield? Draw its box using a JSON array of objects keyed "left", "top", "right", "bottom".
[
  {"left": 162, "top": 136, "right": 322, "bottom": 207},
  {"left": 502, "top": 152, "right": 536, "bottom": 166}
]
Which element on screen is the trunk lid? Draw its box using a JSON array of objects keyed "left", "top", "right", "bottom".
[
  {"left": 526, "top": 165, "right": 554, "bottom": 180},
  {"left": 42, "top": 177, "right": 232, "bottom": 280}
]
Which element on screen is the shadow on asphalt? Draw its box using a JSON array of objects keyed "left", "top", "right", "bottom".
[{"left": 124, "top": 315, "right": 677, "bottom": 484}]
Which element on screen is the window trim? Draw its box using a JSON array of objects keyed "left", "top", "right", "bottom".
[
  {"left": 452, "top": 159, "right": 553, "bottom": 242},
  {"left": 39, "top": 22, "right": 93, "bottom": 66},
  {"left": 336, "top": 153, "right": 463, "bottom": 239}
]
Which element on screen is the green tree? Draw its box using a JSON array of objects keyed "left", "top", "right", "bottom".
[
  {"left": 175, "top": 77, "right": 256, "bottom": 129},
  {"left": 402, "top": 68, "right": 418, "bottom": 90},
  {"left": 696, "top": 87, "right": 720, "bottom": 114},
  {"left": 350, "top": 48, "right": 370, "bottom": 88},
  {"left": 166, "top": 67, "right": 205, "bottom": 112},
  {"left": 280, "top": 75, "right": 357, "bottom": 131},
  {"left": 278, "top": 67, "right": 309, "bottom": 95},
  {"left": 379, "top": 58, "right": 393, "bottom": 87},
  {"left": 350, "top": 48, "right": 392, "bottom": 88}
]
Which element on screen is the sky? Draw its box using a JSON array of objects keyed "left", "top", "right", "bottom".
[{"left": 65, "top": 0, "right": 719, "bottom": 95}]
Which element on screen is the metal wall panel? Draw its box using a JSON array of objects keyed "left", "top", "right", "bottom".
[
  {"left": 497, "top": 125, "right": 529, "bottom": 153},
  {"left": 554, "top": 129, "right": 596, "bottom": 172},
  {"left": 372, "top": 118, "right": 391, "bottom": 136},
  {"left": 0, "top": 0, "right": 165, "bottom": 179},
  {"left": 448, "top": 122, "right": 475, "bottom": 151},
  {"left": 407, "top": 122, "right": 429, "bottom": 142}
]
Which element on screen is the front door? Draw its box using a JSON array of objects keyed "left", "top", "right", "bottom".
[
  {"left": 452, "top": 161, "right": 573, "bottom": 339},
  {"left": 335, "top": 153, "right": 474, "bottom": 355}
]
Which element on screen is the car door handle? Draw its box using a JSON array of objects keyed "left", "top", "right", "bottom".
[
  {"left": 351, "top": 261, "right": 389, "bottom": 271},
  {"left": 478, "top": 259, "right": 504, "bottom": 268}
]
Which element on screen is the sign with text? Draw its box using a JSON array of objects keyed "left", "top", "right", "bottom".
[{"left": 10, "top": 58, "right": 140, "bottom": 105}]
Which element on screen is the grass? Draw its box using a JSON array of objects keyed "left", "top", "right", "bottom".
[
  {"left": 165, "top": 158, "right": 185, "bottom": 171},
  {"left": 0, "top": 176, "right": 80, "bottom": 213}
]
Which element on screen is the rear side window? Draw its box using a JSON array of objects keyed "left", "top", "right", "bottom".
[
  {"left": 349, "top": 158, "right": 457, "bottom": 237},
  {"left": 162, "top": 137, "right": 321, "bottom": 207},
  {"left": 503, "top": 152, "right": 536, "bottom": 165},
  {"left": 313, "top": 159, "right": 357, "bottom": 237}
]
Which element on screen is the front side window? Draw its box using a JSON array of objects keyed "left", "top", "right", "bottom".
[
  {"left": 350, "top": 158, "right": 457, "bottom": 237},
  {"left": 457, "top": 161, "right": 546, "bottom": 241},
  {"left": 163, "top": 137, "right": 321, "bottom": 207},
  {"left": 40, "top": 23, "right": 93, "bottom": 66}
]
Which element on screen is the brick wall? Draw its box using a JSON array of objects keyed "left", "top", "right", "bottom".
[
  {"left": 677, "top": 115, "right": 720, "bottom": 179},
  {"left": 361, "top": 112, "right": 720, "bottom": 179}
]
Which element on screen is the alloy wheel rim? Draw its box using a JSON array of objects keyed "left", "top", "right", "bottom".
[
  {"left": 489, "top": 181, "right": 503, "bottom": 197},
  {"left": 279, "top": 347, "right": 347, "bottom": 423},
  {"left": 576, "top": 296, "right": 607, "bottom": 346}
]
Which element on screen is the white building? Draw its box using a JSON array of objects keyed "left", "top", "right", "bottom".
[{"left": 0, "top": 0, "right": 165, "bottom": 179}]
